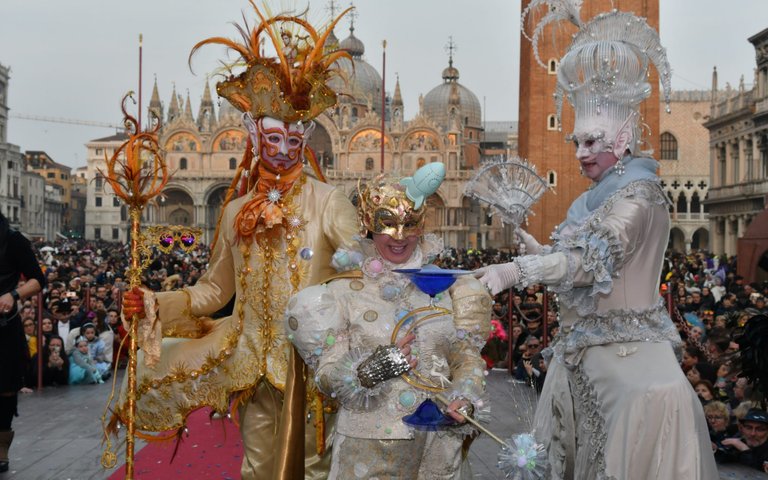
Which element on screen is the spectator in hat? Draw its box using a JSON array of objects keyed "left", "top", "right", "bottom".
[
  {"left": 718, "top": 408, "right": 768, "bottom": 472},
  {"left": 50, "top": 298, "right": 74, "bottom": 341},
  {"left": 754, "top": 296, "right": 767, "bottom": 314}
]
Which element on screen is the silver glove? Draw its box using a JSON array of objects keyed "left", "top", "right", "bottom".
[{"left": 357, "top": 344, "right": 411, "bottom": 389}]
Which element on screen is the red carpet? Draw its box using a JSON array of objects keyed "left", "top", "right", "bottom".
[{"left": 109, "top": 408, "right": 243, "bottom": 479}]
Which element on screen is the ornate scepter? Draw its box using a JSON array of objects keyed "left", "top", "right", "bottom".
[{"left": 100, "top": 90, "right": 169, "bottom": 479}]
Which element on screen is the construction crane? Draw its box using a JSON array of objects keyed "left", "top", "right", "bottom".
[{"left": 10, "top": 113, "right": 122, "bottom": 129}]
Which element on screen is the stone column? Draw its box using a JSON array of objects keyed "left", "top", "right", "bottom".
[
  {"left": 725, "top": 216, "right": 738, "bottom": 256},
  {"left": 737, "top": 215, "right": 748, "bottom": 238}
]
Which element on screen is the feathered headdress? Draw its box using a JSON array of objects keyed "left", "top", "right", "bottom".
[
  {"left": 189, "top": 2, "right": 352, "bottom": 249},
  {"left": 190, "top": 1, "right": 352, "bottom": 122}
]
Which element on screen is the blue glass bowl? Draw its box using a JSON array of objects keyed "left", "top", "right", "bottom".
[
  {"left": 401, "top": 398, "right": 456, "bottom": 431},
  {"left": 393, "top": 265, "right": 471, "bottom": 297}
]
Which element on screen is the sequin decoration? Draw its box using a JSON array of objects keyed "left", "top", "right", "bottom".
[
  {"left": 363, "top": 310, "right": 378, "bottom": 322},
  {"left": 266, "top": 188, "right": 282, "bottom": 203},
  {"left": 288, "top": 316, "right": 299, "bottom": 330},
  {"left": 349, "top": 280, "right": 364, "bottom": 291},
  {"left": 299, "top": 247, "right": 313, "bottom": 260}
]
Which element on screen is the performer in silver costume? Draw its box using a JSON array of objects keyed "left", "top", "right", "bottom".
[{"left": 477, "top": 4, "right": 718, "bottom": 479}]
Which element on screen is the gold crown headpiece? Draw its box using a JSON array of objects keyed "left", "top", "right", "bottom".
[{"left": 190, "top": 2, "right": 353, "bottom": 122}]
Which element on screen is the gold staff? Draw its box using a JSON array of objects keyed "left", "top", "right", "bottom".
[{"left": 101, "top": 91, "right": 169, "bottom": 479}]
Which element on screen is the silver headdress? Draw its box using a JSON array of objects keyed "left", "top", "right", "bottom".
[{"left": 524, "top": 1, "right": 672, "bottom": 155}]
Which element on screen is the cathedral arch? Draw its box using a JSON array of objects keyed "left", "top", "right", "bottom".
[
  {"left": 402, "top": 129, "right": 441, "bottom": 152},
  {"left": 348, "top": 128, "right": 392, "bottom": 152},
  {"left": 306, "top": 120, "right": 335, "bottom": 169},
  {"left": 157, "top": 187, "right": 195, "bottom": 226},
  {"left": 165, "top": 131, "right": 201, "bottom": 152},
  {"left": 692, "top": 227, "right": 709, "bottom": 251},
  {"left": 213, "top": 129, "right": 248, "bottom": 152},
  {"left": 668, "top": 227, "right": 685, "bottom": 252},
  {"left": 205, "top": 184, "right": 230, "bottom": 240}
]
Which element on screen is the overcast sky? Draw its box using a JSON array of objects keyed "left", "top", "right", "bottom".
[{"left": 2, "top": 0, "right": 767, "bottom": 169}]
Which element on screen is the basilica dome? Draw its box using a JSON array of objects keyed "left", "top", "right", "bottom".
[
  {"left": 423, "top": 59, "right": 482, "bottom": 130},
  {"left": 329, "top": 26, "right": 383, "bottom": 114}
]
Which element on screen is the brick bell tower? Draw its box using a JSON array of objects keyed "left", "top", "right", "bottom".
[{"left": 517, "top": 0, "right": 661, "bottom": 242}]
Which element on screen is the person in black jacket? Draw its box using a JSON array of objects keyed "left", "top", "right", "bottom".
[
  {"left": 30, "top": 335, "right": 69, "bottom": 387},
  {"left": 0, "top": 212, "right": 45, "bottom": 472},
  {"left": 718, "top": 409, "right": 768, "bottom": 473}
]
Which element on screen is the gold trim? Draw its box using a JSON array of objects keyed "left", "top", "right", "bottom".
[{"left": 321, "top": 270, "right": 363, "bottom": 284}]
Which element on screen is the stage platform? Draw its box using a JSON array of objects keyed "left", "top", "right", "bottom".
[{"left": 4, "top": 370, "right": 765, "bottom": 479}]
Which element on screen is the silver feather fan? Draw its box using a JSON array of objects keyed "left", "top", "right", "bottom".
[{"left": 464, "top": 157, "right": 550, "bottom": 229}]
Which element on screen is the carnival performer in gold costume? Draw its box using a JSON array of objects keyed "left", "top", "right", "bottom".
[
  {"left": 118, "top": 4, "right": 358, "bottom": 479},
  {"left": 285, "top": 164, "right": 493, "bottom": 479}
]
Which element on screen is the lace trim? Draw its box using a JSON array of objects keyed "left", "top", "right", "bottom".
[
  {"left": 571, "top": 363, "right": 616, "bottom": 480},
  {"left": 553, "top": 299, "right": 682, "bottom": 366},
  {"left": 515, "top": 255, "right": 545, "bottom": 288},
  {"left": 551, "top": 223, "right": 624, "bottom": 316},
  {"left": 550, "top": 180, "right": 665, "bottom": 316}
]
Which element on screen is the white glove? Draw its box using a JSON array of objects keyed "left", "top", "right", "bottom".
[
  {"left": 474, "top": 262, "right": 522, "bottom": 296},
  {"left": 516, "top": 228, "right": 543, "bottom": 255}
]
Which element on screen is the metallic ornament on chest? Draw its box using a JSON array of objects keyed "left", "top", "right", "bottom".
[{"left": 266, "top": 188, "right": 282, "bottom": 203}]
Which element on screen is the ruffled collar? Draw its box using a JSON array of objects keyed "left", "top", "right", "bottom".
[
  {"left": 560, "top": 155, "right": 659, "bottom": 230},
  {"left": 331, "top": 234, "right": 444, "bottom": 301}
]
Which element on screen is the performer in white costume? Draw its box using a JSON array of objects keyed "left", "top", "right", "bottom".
[
  {"left": 286, "top": 165, "right": 493, "bottom": 479},
  {"left": 477, "top": 4, "right": 719, "bottom": 479}
]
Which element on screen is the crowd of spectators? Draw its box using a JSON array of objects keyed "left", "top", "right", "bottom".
[
  {"left": 14, "top": 238, "right": 768, "bottom": 472},
  {"left": 17, "top": 238, "right": 211, "bottom": 390}
]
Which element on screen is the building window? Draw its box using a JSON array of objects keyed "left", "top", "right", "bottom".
[
  {"left": 547, "top": 114, "right": 558, "bottom": 131},
  {"left": 95, "top": 197, "right": 102, "bottom": 207},
  {"left": 229, "top": 157, "right": 237, "bottom": 170},
  {"left": 113, "top": 197, "right": 120, "bottom": 207},
  {"left": 547, "top": 170, "right": 557, "bottom": 186},
  {"left": 548, "top": 59, "right": 558, "bottom": 75},
  {"left": 94, "top": 227, "right": 101, "bottom": 239},
  {"left": 112, "top": 228, "right": 119, "bottom": 240},
  {"left": 47, "top": 172, "right": 55, "bottom": 178},
  {"left": 95, "top": 175, "right": 103, "bottom": 190},
  {"left": 179, "top": 157, "right": 188, "bottom": 170},
  {"left": 660, "top": 132, "right": 678, "bottom": 160},
  {"left": 365, "top": 157, "right": 374, "bottom": 171},
  {"left": 95, "top": 148, "right": 103, "bottom": 155}
]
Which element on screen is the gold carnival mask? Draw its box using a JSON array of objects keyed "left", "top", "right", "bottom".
[{"left": 358, "top": 163, "right": 446, "bottom": 240}]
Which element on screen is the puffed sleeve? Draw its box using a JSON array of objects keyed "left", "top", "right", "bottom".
[
  {"left": 322, "top": 187, "right": 359, "bottom": 250},
  {"left": 445, "top": 275, "right": 493, "bottom": 406},
  {"left": 515, "top": 189, "right": 653, "bottom": 315},
  {"left": 285, "top": 283, "right": 390, "bottom": 411}
]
